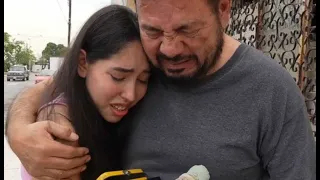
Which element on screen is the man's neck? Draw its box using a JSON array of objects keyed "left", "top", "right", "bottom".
[{"left": 207, "top": 34, "right": 241, "bottom": 76}]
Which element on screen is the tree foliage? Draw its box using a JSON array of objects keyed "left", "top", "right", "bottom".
[
  {"left": 4, "top": 32, "right": 36, "bottom": 71},
  {"left": 4, "top": 33, "right": 68, "bottom": 71},
  {"left": 40, "top": 42, "right": 68, "bottom": 69},
  {"left": 41, "top": 42, "right": 68, "bottom": 61}
]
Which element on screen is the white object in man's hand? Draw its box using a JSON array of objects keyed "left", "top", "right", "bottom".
[
  {"left": 176, "top": 165, "right": 210, "bottom": 180},
  {"left": 7, "top": 121, "right": 90, "bottom": 179}
]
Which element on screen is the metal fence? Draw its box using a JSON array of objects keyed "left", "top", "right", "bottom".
[{"left": 226, "top": 0, "right": 316, "bottom": 135}]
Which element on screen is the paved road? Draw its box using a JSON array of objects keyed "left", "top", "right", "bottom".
[
  {"left": 4, "top": 73, "right": 35, "bottom": 180},
  {"left": 4, "top": 74, "right": 35, "bottom": 121}
]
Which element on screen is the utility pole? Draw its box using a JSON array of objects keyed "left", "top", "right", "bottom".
[
  {"left": 25, "top": 38, "right": 31, "bottom": 70},
  {"left": 68, "top": 0, "right": 72, "bottom": 46}
]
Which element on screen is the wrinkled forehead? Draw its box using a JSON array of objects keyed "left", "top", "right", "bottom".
[{"left": 136, "top": 0, "right": 212, "bottom": 28}]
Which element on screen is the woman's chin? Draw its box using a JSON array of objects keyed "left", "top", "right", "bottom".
[
  {"left": 103, "top": 114, "right": 122, "bottom": 123},
  {"left": 107, "top": 118, "right": 122, "bottom": 123}
]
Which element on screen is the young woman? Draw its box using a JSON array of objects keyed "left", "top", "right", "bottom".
[{"left": 21, "top": 4, "right": 150, "bottom": 180}]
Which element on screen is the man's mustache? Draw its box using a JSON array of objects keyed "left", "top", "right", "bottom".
[{"left": 156, "top": 53, "right": 198, "bottom": 63}]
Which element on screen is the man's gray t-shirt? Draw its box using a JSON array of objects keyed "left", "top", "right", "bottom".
[{"left": 122, "top": 44, "right": 316, "bottom": 180}]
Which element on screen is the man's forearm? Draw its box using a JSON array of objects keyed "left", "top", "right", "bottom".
[{"left": 5, "top": 79, "right": 52, "bottom": 138}]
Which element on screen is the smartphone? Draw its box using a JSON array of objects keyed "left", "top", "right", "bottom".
[{"left": 96, "top": 169, "right": 148, "bottom": 180}]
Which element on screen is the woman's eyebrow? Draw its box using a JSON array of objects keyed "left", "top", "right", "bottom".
[
  {"left": 112, "top": 67, "right": 151, "bottom": 74},
  {"left": 112, "top": 67, "right": 134, "bottom": 73}
]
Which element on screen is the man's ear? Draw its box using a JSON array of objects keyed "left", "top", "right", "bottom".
[
  {"left": 219, "top": 0, "right": 232, "bottom": 29},
  {"left": 78, "top": 49, "right": 88, "bottom": 78}
]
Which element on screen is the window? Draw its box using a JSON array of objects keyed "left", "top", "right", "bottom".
[{"left": 10, "top": 66, "right": 24, "bottom": 71}]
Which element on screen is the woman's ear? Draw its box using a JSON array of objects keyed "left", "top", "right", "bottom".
[{"left": 78, "top": 49, "right": 88, "bottom": 78}]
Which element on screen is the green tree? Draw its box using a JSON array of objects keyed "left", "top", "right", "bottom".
[
  {"left": 41, "top": 42, "right": 68, "bottom": 61},
  {"left": 4, "top": 32, "right": 37, "bottom": 71},
  {"left": 4, "top": 32, "right": 15, "bottom": 71},
  {"left": 40, "top": 42, "right": 68, "bottom": 69},
  {"left": 37, "top": 56, "right": 48, "bottom": 70},
  {"left": 15, "top": 46, "right": 36, "bottom": 69}
]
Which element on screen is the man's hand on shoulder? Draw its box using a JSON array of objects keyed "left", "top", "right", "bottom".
[{"left": 8, "top": 120, "right": 90, "bottom": 179}]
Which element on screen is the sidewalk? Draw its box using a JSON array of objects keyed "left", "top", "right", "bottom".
[{"left": 4, "top": 136, "right": 22, "bottom": 180}]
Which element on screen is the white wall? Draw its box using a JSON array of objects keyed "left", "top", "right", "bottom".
[
  {"left": 110, "top": 0, "right": 126, "bottom": 5},
  {"left": 31, "top": 65, "right": 45, "bottom": 72},
  {"left": 49, "top": 57, "right": 64, "bottom": 71}
]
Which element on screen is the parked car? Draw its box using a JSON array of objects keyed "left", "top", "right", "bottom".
[
  {"left": 7, "top": 65, "right": 29, "bottom": 81},
  {"left": 35, "top": 69, "right": 55, "bottom": 84}
]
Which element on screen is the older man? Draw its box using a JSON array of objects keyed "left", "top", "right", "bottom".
[{"left": 6, "top": 0, "right": 316, "bottom": 179}]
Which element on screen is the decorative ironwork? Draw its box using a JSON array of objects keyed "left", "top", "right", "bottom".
[{"left": 226, "top": 0, "right": 316, "bottom": 134}]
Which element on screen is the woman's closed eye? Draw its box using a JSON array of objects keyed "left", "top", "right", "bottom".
[
  {"left": 138, "top": 78, "right": 148, "bottom": 84},
  {"left": 110, "top": 74, "right": 149, "bottom": 84},
  {"left": 110, "top": 74, "right": 125, "bottom": 82},
  {"left": 137, "top": 73, "right": 149, "bottom": 84}
]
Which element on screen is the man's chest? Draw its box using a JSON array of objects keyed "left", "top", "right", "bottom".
[{"left": 124, "top": 86, "right": 265, "bottom": 179}]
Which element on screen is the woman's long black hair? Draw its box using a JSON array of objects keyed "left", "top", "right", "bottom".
[{"left": 42, "top": 5, "right": 141, "bottom": 179}]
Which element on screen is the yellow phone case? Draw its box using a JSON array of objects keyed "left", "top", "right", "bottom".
[{"left": 97, "top": 169, "right": 147, "bottom": 180}]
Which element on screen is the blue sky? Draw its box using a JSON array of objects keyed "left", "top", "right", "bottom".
[{"left": 4, "top": 0, "right": 126, "bottom": 58}]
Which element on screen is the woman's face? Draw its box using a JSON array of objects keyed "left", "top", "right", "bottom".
[{"left": 79, "top": 41, "right": 150, "bottom": 123}]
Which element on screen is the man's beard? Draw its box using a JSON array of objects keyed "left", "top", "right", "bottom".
[{"left": 155, "top": 24, "right": 224, "bottom": 83}]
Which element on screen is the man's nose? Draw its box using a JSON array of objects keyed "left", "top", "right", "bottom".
[{"left": 159, "top": 35, "right": 184, "bottom": 58}]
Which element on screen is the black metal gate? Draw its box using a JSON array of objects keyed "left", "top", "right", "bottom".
[{"left": 226, "top": 0, "right": 316, "bottom": 135}]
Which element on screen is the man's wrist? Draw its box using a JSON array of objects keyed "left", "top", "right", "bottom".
[
  {"left": 6, "top": 114, "right": 35, "bottom": 147},
  {"left": 6, "top": 123, "right": 24, "bottom": 152}
]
